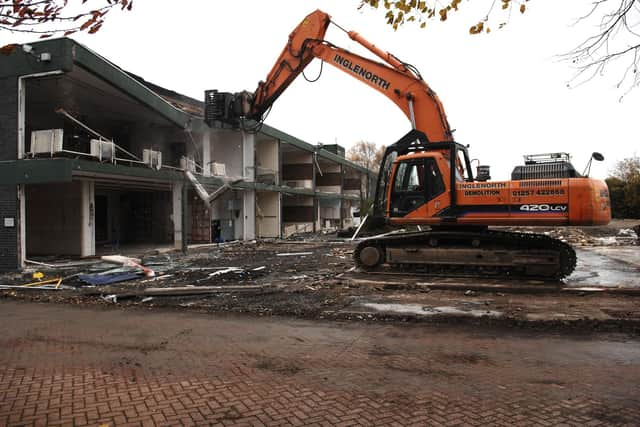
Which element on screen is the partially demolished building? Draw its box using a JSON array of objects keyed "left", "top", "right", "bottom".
[{"left": 0, "top": 39, "right": 374, "bottom": 271}]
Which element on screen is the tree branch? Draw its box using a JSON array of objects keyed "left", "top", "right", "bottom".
[
  {"left": 1, "top": 0, "right": 132, "bottom": 46},
  {"left": 563, "top": 0, "right": 640, "bottom": 97}
]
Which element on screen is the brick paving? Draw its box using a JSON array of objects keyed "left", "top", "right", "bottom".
[{"left": 0, "top": 301, "right": 639, "bottom": 426}]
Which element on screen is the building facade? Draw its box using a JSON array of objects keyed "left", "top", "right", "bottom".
[{"left": 0, "top": 38, "right": 375, "bottom": 271}]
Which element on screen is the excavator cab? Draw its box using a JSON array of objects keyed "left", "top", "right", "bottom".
[
  {"left": 372, "top": 129, "right": 474, "bottom": 221},
  {"left": 389, "top": 155, "right": 446, "bottom": 217}
]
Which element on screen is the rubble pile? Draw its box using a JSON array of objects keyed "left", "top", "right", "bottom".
[
  {"left": 0, "top": 240, "right": 356, "bottom": 310},
  {"left": 504, "top": 219, "right": 640, "bottom": 246}
]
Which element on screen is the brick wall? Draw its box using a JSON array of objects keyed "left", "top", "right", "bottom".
[
  {"left": 0, "top": 77, "right": 19, "bottom": 271},
  {"left": 0, "top": 186, "right": 18, "bottom": 270},
  {"left": 0, "top": 77, "right": 18, "bottom": 159}
]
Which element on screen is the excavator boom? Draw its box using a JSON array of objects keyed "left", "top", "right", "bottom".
[{"left": 233, "top": 9, "right": 453, "bottom": 143}]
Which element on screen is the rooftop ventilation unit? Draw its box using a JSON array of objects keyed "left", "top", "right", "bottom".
[
  {"left": 143, "top": 149, "right": 162, "bottom": 170},
  {"left": 180, "top": 157, "right": 197, "bottom": 173},
  {"left": 89, "top": 139, "right": 115, "bottom": 163},
  {"left": 30, "top": 129, "right": 64, "bottom": 156},
  {"left": 211, "top": 162, "right": 226, "bottom": 176}
]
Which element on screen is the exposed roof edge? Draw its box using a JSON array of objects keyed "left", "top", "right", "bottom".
[
  {"left": 68, "top": 40, "right": 196, "bottom": 129},
  {"left": 2, "top": 38, "right": 197, "bottom": 129}
]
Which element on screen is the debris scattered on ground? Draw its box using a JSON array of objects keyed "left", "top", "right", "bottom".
[
  {"left": 276, "top": 252, "right": 313, "bottom": 257},
  {"left": 0, "top": 220, "right": 638, "bottom": 331},
  {"left": 140, "top": 274, "right": 173, "bottom": 284},
  {"left": 207, "top": 267, "right": 243, "bottom": 277},
  {"left": 0, "top": 283, "right": 70, "bottom": 290},
  {"left": 101, "top": 294, "right": 118, "bottom": 304},
  {"left": 102, "top": 254, "right": 155, "bottom": 277},
  {"left": 78, "top": 271, "right": 142, "bottom": 286},
  {"left": 24, "top": 258, "right": 103, "bottom": 269},
  {"left": 632, "top": 225, "right": 640, "bottom": 245}
]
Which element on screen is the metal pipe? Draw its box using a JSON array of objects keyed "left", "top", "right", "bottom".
[{"left": 408, "top": 98, "right": 416, "bottom": 129}]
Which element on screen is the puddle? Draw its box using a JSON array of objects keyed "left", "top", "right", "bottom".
[
  {"left": 587, "top": 247, "right": 640, "bottom": 267},
  {"left": 361, "top": 303, "right": 502, "bottom": 318},
  {"left": 567, "top": 248, "right": 640, "bottom": 288}
]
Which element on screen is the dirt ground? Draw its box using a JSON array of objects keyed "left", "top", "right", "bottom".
[{"left": 1, "top": 219, "right": 639, "bottom": 332}]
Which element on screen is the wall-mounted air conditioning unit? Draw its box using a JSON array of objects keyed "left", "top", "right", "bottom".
[
  {"left": 30, "top": 129, "right": 64, "bottom": 156},
  {"left": 89, "top": 139, "right": 115, "bottom": 162},
  {"left": 211, "top": 162, "right": 226, "bottom": 176},
  {"left": 143, "top": 149, "right": 162, "bottom": 170},
  {"left": 180, "top": 157, "right": 197, "bottom": 172}
]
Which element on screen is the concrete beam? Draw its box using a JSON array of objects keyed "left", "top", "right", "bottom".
[
  {"left": 242, "top": 131, "right": 255, "bottom": 240},
  {"left": 202, "top": 130, "right": 211, "bottom": 177}
]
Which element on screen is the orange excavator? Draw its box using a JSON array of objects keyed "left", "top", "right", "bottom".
[{"left": 204, "top": 10, "right": 611, "bottom": 279}]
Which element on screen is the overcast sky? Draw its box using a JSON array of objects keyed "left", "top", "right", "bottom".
[{"left": 3, "top": 0, "right": 638, "bottom": 179}]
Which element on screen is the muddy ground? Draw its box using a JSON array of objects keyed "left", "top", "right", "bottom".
[{"left": 1, "top": 219, "right": 639, "bottom": 332}]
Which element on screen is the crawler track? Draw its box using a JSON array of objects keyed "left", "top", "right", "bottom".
[{"left": 354, "top": 229, "right": 576, "bottom": 280}]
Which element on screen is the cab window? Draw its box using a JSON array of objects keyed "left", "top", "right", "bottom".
[
  {"left": 390, "top": 158, "right": 445, "bottom": 217},
  {"left": 390, "top": 160, "right": 425, "bottom": 217},
  {"left": 425, "top": 158, "right": 445, "bottom": 200}
]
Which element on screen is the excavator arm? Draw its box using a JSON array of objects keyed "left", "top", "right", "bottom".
[{"left": 206, "top": 9, "right": 453, "bottom": 144}]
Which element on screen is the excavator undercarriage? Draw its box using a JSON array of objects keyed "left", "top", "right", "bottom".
[{"left": 354, "top": 227, "right": 577, "bottom": 280}]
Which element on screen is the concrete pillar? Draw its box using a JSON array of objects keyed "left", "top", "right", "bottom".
[
  {"left": 277, "top": 193, "right": 282, "bottom": 238},
  {"left": 182, "top": 184, "right": 189, "bottom": 252},
  {"left": 242, "top": 131, "right": 255, "bottom": 181},
  {"left": 202, "top": 130, "right": 211, "bottom": 177},
  {"left": 242, "top": 131, "right": 255, "bottom": 240},
  {"left": 172, "top": 181, "right": 184, "bottom": 250},
  {"left": 79, "top": 181, "right": 95, "bottom": 257},
  {"left": 243, "top": 190, "right": 255, "bottom": 240}
]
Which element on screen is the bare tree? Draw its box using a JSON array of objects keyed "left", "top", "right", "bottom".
[
  {"left": 347, "top": 140, "right": 385, "bottom": 172},
  {"left": 1, "top": 0, "right": 133, "bottom": 54}
]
